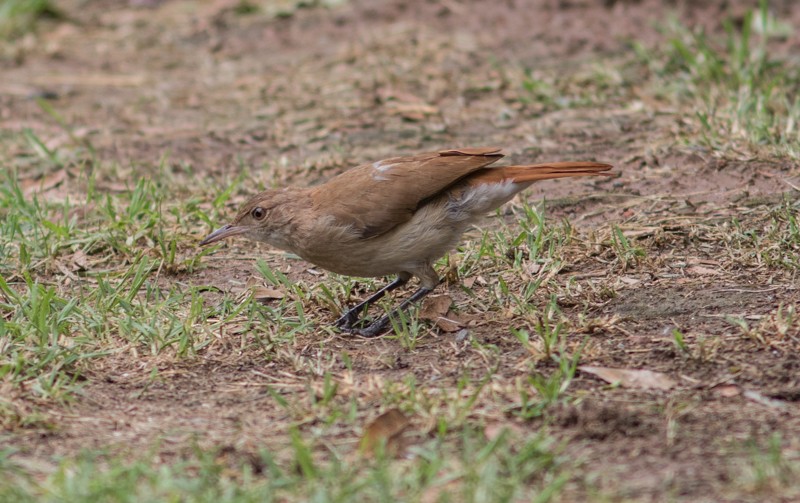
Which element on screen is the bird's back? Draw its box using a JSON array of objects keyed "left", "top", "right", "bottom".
[{"left": 310, "top": 148, "right": 505, "bottom": 239}]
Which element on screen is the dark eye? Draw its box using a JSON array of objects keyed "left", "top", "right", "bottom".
[{"left": 250, "top": 207, "right": 266, "bottom": 220}]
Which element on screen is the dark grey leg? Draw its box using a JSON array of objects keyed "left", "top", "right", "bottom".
[
  {"left": 352, "top": 286, "right": 433, "bottom": 338},
  {"left": 335, "top": 276, "right": 409, "bottom": 329}
]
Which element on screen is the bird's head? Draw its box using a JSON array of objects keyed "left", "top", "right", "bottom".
[{"left": 199, "top": 189, "right": 294, "bottom": 247}]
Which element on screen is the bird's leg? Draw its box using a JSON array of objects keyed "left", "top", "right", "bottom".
[
  {"left": 335, "top": 275, "right": 409, "bottom": 329},
  {"left": 352, "top": 286, "right": 433, "bottom": 338}
]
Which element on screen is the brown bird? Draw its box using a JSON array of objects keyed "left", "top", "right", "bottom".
[{"left": 200, "top": 147, "right": 612, "bottom": 337}]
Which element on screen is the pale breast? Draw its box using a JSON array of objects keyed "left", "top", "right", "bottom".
[{"left": 297, "top": 199, "right": 470, "bottom": 279}]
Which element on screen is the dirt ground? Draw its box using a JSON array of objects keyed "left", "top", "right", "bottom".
[{"left": 2, "top": 0, "right": 800, "bottom": 501}]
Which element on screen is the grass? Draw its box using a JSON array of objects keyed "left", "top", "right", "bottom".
[
  {"left": 517, "top": 64, "right": 630, "bottom": 114},
  {"left": 0, "top": 427, "right": 569, "bottom": 503},
  {"left": 0, "top": 276, "right": 90, "bottom": 403},
  {"left": 0, "top": 0, "right": 59, "bottom": 40},
  {"left": 634, "top": 0, "right": 800, "bottom": 157},
  {"left": 738, "top": 433, "right": 800, "bottom": 498},
  {"left": 0, "top": 154, "right": 268, "bottom": 407}
]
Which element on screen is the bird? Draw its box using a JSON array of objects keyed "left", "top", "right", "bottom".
[{"left": 200, "top": 147, "right": 612, "bottom": 337}]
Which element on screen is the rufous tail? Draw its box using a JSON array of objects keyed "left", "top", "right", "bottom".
[{"left": 467, "top": 161, "right": 613, "bottom": 186}]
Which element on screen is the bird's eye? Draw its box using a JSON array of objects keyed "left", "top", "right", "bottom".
[{"left": 250, "top": 207, "right": 267, "bottom": 220}]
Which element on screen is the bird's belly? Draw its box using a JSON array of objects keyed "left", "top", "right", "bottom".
[{"left": 298, "top": 205, "right": 467, "bottom": 278}]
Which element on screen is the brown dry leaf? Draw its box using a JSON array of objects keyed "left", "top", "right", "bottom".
[
  {"left": 359, "top": 408, "right": 410, "bottom": 456},
  {"left": 712, "top": 384, "right": 741, "bottom": 398},
  {"left": 252, "top": 286, "right": 285, "bottom": 303},
  {"left": 387, "top": 102, "right": 436, "bottom": 118},
  {"left": 420, "top": 295, "right": 464, "bottom": 332},
  {"left": 524, "top": 262, "right": 541, "bottom": 276},
  {"left": 419, "top": 295, "right": 452, "bottom": 320},
  {"left": 391, "top": 103, "right": 440, "bottom": 121},
  {"left": 71, "top": 250, "right": 90, "bottom": 271},
  {"left": 621, "top": 227, "right": 660, "bottom": 239},
  {"left": 22, "top": 169, "right": 68, "bottom": 196},
  {"left": 462, "top": 276, "right": 477, "bottom": 289},
  {"left": 441, "top": 310, "right": 477, "bottom": 332},
  {"left": 687, "top": 265, "right": 721, "bottom": 276},
  {"left": 579, "top": 366, "right": 676, "bottom": 391},
  {"left": 434, "top": 314, "right": 461, "bottom": 332},
  {"left": 376, "top": 87, "right": 439, "bottom": 121}
]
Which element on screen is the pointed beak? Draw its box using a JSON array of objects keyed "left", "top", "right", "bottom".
[{"left": 199, "top": 224, "right": 247, "bottom": 246}]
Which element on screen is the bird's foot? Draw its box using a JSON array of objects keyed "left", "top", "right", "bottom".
[
  {"left": 336, "top": 311, "right": 389, "bottom": 337},
  {"left": 334, "top": 308, "right": 361, "bottom": 329},
  {"left": 348, "top": 316, "right": 390, "bottom": 338}
]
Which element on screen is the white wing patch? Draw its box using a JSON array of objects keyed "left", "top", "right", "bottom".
[{"left": 372, "top": 160, "right": 399, "bottom": 181}]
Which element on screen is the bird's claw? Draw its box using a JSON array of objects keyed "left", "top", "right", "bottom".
[
  {"left": 347, "top": 320, "right": 389, "bottom": 338},
  {"left": 334, "top": 309, "right": 359, "bottom": 329},
  {"left": 335, "top": 310, "right": 389, "bottom": 338},
  {"left": 346, "top": 315, "right": 390, "bottom": 338}
]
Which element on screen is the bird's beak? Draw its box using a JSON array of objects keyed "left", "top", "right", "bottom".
[{"left": 199, "top": 224, "right": 247, "bottom": 246}]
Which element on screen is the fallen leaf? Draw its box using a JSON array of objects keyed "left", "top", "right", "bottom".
[
  {"left": 687, "top": 265, "right": 720, "bottom": 276},
  {"left": 621, "top": 227, "right": 660, "bottom": 239},
  {"left": 440, "top": 310, "right": 477, "bottom": 332},
  {"left": 252, "top": 286, "right": 285, "bottom": 302},
  {"left": 712, "top": 384, "right": 741, "bottom": 398},
  {"left": 434, "top": 315, "right": 461, "bottom": 332},
  {"left": 359, "top": 408, "right": 410, "bottom": 456},
  {"left": 419, "top": 295, "right": 452, "bottom": 320},
  {"left": 22, "top": 169, "right": 68, "bottom": 196},
  {"left": 419, "top": 296, "right": 467, "bottom": 332},
  {"left": 392, "top": 103, "right": 440, "bottom": 121},
  {"left": 71, "top": 250, "right": 90, "bottom": 271},
  {"left": 376, "top": 87, "right": 440, "bottom": 121},
  {"left": 579, "top": 366, "right": 676, "bottom": 391},
  {"left": 524, "top": 262, "right": 541, "bottom": 275}
]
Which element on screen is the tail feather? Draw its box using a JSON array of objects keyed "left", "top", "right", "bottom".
[{"left": 466, "top": 161, "right": 613, "bottom": 186}]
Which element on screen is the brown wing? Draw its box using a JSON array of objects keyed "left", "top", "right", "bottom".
[{"left": 311, "top": 147, "right": 503, "bottom": 238}]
